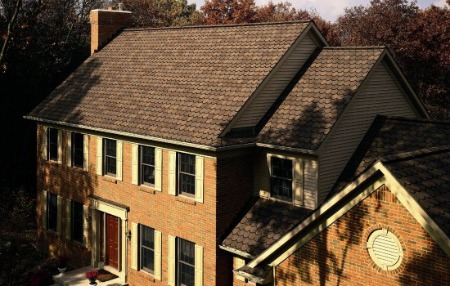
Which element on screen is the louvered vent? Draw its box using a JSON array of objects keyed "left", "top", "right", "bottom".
[{"left": 367, "top": 228, "right": 403, "bottom": 270}]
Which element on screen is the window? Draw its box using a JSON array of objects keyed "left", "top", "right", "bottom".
[
  {"left": 47, "top": 193, "right": 58, "bottom": 231},
  {"left": 140, "top": 146, "right": 155, "bottom": 185},
  {"left": 71, "top": 201, "right": 83, "bottom": 243},
  {"left": 177, "top": 153, "right": 195, "bottom": 196},
  {"left": 48, "top": 128, "right": 59, "bottom": 161},
  {"left": 270, "top": 157, "right": 293, "bottom": 200},
  {"left": 140, "top": 225, "right": 155, "bottom": 273},
  {"left": 72, "top": 133, "right": 84, "bottom": 168},
  {"left": 103, "top": 139, "right": 117, "bottom": 176},
  {"left": 177, "top": 238, "right": 195, "bottom": 286}
]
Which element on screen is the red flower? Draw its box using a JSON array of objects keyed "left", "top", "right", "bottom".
[{"left": 85, "top": 270, "right": 99, "bottom": 280}]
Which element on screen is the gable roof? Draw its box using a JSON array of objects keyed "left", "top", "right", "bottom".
[
  {"left": 381, "top": 147, "right": 450, "bottom": 237},
  {"left": 240, "top": 119, "right": 450, "bottom": 277},
  {"left": 27, "top": 21, "right": 310, "bottom": 147},
  {"left": 256, "top": 47, "right": 385, "bottom": 150},
  {"left": 334, "top": 116, "right": 450, "bottom": 194}
]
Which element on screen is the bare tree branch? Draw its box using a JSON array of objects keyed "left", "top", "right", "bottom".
[{"left": 0, "top": 0, "right": 22, "bottom": 69}]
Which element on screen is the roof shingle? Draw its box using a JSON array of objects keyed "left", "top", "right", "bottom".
[
  {"left": 257, "top": 47, "right": 385, "bottom": 149},
  {"left": 27, "top": 22, "right": 310, "bottom": 147},
  {"left": 221, "top": 198, "right": 311, "bottom": 257}
]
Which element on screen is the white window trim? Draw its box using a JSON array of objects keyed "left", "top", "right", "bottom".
[
  {"left": 168, "top": 150, "right": 204, "bottom": 203},
  {"left": 97, "top": 137, "right": 122, "bottom": 180},
  {"left": 265, "top": 153, "right": 303, "bottom": 206},
  {"left": 167, "top": 236, "right": 203, "bottom": 286},
  {"left": 132, "top": 144, "right": 163, "bottom": 191}
]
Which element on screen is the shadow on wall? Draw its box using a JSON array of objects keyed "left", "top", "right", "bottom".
[
  {"left": 399, "top": 242, "right": 450, "bottom": 285},
  {"left": 275, "top": 201, "right": 369, "bottom": 286},
  {"left": 35, "top": 58, "right": 103, "bottom": 268}
]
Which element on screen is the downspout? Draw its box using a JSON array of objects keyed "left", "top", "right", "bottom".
[{"left": 273, "top": 265, "right": 276, "bottom": 286}]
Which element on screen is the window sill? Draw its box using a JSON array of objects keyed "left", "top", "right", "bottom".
[
  {"left": 176, "top": 196, "right": 196, "bottom": 206},
  {"left": 139, "top": 185, "right": 156, "bottom": 194},
  {"left": 138, "top": 270, "right": 157, "bottom": 282},
  {"left": 102, "top": 176, "right": 117, "bottom": 184}
]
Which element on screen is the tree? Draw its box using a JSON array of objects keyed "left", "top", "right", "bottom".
[
  {"left": 121, "top": 0, "right": 197, "bottom": 27},
  {"left": 254, "top": 1, "right": 309, "bottom": 22},
  {"left": 336, "top": 0, "right": 449, "bottom": 119},
  {"left": 201, "top": 0, "right": 257, "bottom": 24}
]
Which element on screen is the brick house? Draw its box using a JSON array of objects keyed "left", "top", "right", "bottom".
[
  {"left": 25, "top": 7, "right": 448, "bottom": 286},
  {"left": 236, "top": 117, "right": 450, "bottom": 285}
]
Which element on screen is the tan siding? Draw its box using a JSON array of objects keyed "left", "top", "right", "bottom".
[
  {"left": 318, "top": 61, "right": 418, "bottom": 203},
  {"left": 234, "top": 33, "right": 318, "bottom": 128}
]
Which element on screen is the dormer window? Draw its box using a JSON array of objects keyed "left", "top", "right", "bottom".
[{"left": 270, "top": 157, "right": 293, "bottom": 201}]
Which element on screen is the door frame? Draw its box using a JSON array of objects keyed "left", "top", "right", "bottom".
[{"left": 90, "top": 197, "right": 128, "bottom": 284}]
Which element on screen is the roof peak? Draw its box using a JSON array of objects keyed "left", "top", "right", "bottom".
[{"left": 123, "top": 20, "right": 311, "bottom": 32}]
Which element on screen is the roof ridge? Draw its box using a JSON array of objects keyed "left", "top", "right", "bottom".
[
  {"left": 323, "top": 46, "right": 386, "bottom": 50},
  {"left": 123, "top": 20, "right": 311, "bottom": 32},
  {"left": 381, "top": 146, "right": 450, "bottom": 164}
]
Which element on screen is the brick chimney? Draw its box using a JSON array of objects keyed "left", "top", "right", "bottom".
[{"left": 90, "top": 8, "right": 132, "bottom": 54}]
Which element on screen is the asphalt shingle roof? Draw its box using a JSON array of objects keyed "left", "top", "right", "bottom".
[
  {"left": 27, "top": 22, "right": 310, "bottom": 147},
  {"left": 335, "top": 116, "right": 450, "bottom": 192},
  {"left": 221, "top": 198, "right": 311, "bottom": 257},
  {"left": 332, "top": 116, "right": 450, "bottom": 237},
  {"left": 257, "top": 47, "right": 384, "bottom": 149},
  {"left": 382, "top": 148, "right": 450, "bottom": 237}
]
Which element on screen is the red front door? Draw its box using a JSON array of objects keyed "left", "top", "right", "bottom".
[{"left": 105, "top": 214, "right": 119, "bottom": 269}]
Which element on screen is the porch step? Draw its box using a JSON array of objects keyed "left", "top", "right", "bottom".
[{"left": 53, "top": 266, "right": 126, "bottom": 286}]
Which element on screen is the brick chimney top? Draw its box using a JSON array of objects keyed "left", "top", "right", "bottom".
[{"left": 90, "top": 9, "right": 132, "bottom": 55}]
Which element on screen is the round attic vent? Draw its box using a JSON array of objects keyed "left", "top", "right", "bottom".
[{"left": 367, "top": 228, "right": 403, "bottom": 271}]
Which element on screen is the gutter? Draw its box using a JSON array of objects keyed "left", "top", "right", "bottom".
[
  {"left": 24, "top": 116, "right": 318, "bottom": 155},
  {"left": 218, "top": 244, "right": 254, "bottom": 259}
]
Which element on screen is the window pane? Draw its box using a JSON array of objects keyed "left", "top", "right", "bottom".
[
  {"left": 140, "top": 146, "right": 155, "bottom": 185},
  {"left": 142, "top": 146, "right": 155, "bottom": 165},
  {"left": 270, "top": 157, "right": 293, "bottom": 200},
  {"left": 178, "top": 153, "right": 195, "bottom": 196},
  {"left": 72, "top": 133, "right": 84, "bottom": 168},
  {"left": 178, "top": 239, "right": 195, "bottom": 286},
  {"left": 104, "top": 139, "right": 117, "bottom": 175},
  {"left": 72, "top": 201, "right": 83, "bottom": 243},
  {"left": 47, "top": 193, "right": 57, "bottom": 231},
  {"left": 179, "top": 173, "right": 195, "bottom": 195},
  {"left": 179, "top": 153, "right": 195, "bottom": 174},
  {"left": 142, "top": 165, "right": 155, "bottom": 185},
  {"left": 140, "top": 225, "right": 154, "bottom": 273},
  {"left": 105, "top": 139, "right": 116, "bottom": 156},
  {"left": 106, "top": 156, "right": 116, "bottom": 175},
  {"left": 48, "top": 129, "right": 58, "bottom": 161}
]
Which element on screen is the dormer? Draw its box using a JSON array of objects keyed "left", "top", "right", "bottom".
[
  {"left": 221, "top": 21, "right": 328, "bottom": 137},
  {"left": 255, "top": 149, "right": 318, "bottom": 210}
]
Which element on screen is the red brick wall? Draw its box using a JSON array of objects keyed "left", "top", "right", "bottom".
[
  {"left": 276, "top": 185, "right": 450, "bottom": 286},
  {"left": 36, "top": 125, "right": 254, "bottom": 285}
]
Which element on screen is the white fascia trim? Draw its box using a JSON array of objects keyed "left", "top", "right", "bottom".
[
  {"left": 25, "top": 116, "right": 217, "bottom": 151},
  {"left": 219, "top": 244, "right": 254, "bottom": 259},
  {"left": 247, "top": 165, "right": 381, "bottom": 267},
  {"left": 375, "top": 162, "right": 450, "bottom": 256},
  {"left": 270, "top": 177, "right": 386, "bottom": 266},
  {"left": 219, "top": 22, "right": 318, "bottom": 137}
]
